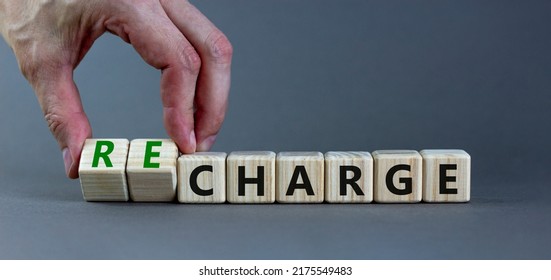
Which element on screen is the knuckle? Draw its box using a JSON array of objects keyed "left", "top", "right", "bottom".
[
  {"left": 128, "top": 0, "right": 157, "bottom": 8},
  {"left": 180, "top": 45, "right": 202, "bottom": 74},
  {"left": 158, "top": 0, "right": 181, "bottom": 6},
  {"left": 205, "top": 31, "right": 233, "bottom": 65},
  {"left": 17, "top": 50, "right": 58, "bottom": 84},
  {"left": 17, "top": 51, "right": 42, "bottom": 82},
  {"left": 44, "top": 108, "right": 91, "bottom": 146},
  {"left": 44, "top": 109, "right": 67, "bottom": 139},
  {"left": 19, "top": 60, "right": 39, "bottom": 82}
]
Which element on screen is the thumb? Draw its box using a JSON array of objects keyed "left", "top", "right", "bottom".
[{"left": 30, "top": 66, "right": 92, "bottom": 179}]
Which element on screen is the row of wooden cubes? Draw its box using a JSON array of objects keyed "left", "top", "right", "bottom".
[{"left": 79, "top": 139, "right": 471, "bottom": 203}]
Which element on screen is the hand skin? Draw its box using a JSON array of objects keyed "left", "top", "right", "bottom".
[{"left": 0, "top": 0, "right": 233, "bottom": 179}]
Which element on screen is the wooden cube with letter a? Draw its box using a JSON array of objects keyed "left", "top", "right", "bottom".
[
  {"left": 373, "top": 150, "right": 422, "bottom": 203},
  {"left": 276, "top": 152, "right": 324, "bottom": 203},
  {"left": 79, "top": 138, "right": 130, "bottom": 202},
  {"left": 420, "top": 149, "right": 470, "bottom": 202},
  {"left": 126, "top": 139, "right": 179, "bottom": 202},
  {"left": 178, "top": 152, "right": 227, "bottom": 203},
  {"left": 325, "top": 151, "right": 373, "bottom": 203},
  {"left": 227, "top": 151, "right": 276, "bottom": 203}
]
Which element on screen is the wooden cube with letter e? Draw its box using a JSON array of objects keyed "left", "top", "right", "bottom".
[
  {"left": 420, "top": 149, "right": 470, "bottom": 202},
  {"left": 126, "top": 139, "right": 179, "bottom": 202}
]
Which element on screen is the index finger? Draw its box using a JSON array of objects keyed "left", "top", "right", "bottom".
[
  {"left": 160, "top": 1, "right": 233, "bottom": 151},
  {"left": 105, "top": 1, "right": 200, "bottom": 153}
]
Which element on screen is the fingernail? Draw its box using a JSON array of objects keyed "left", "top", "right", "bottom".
[
  {"left": 189, "top": 130, "right": 197, "bottom": 153},
  {"left": 197, "top": 135, "right": 217, "bottom": 152},
  {"left": 62, "top": 148, "right": 73, "bottom": 177}
]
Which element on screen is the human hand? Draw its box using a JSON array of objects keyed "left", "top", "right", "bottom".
[{"left": 0, "top": 0, "right": 232, "bottom": 179}]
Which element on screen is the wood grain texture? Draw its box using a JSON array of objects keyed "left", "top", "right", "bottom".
[
  {"left": 325, "top": 151, "right": 373, "bottom": 203},
  {"left": 177, "top": 152, "right": 227, "bottom": 203},
  {"left": 227, "top": 151, "right": 276, "bottom": 203},
  {"left": 373, "top": 150, "right": 422, "bottom": 203},
  {"left": 126, "top": 139, "right": 178, "bottom": 202},
  {"left": 420, "top": 149, "right": 471, "bottom": 202},
  {"left": 276, "top": 152, "right": 324, "bottom": 203},
  {"left": 79, "top": 139, "right": 130, "bottom": 202}
]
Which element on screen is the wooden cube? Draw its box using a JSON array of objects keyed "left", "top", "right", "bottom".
[
  {"left": 420, "top": 149, "right": 471, "bottom": 202},
  {"left": 325, "top": 151, "right": 373, "bottom": 203},
  {"left": 126, "top": 139, "right": 179, "bottom": 202},
  {"left": 373, "top": 150, "right": 422, "bottom": 203},
  {"left": 177, "top": 152, "right": 227, "bottom": 203},
  {"left": 276, "top": 152, "right": 324, "bottom": 203},
  {"left": 79, "top": 139, "right": 130, "bottom": 202},
  {"left": 227, "top": 151, "right": 276, "bottom": 203}
]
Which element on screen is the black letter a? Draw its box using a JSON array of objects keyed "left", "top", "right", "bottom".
[{"left": 286, "top": 165, "right": 315, "bottom": 196}]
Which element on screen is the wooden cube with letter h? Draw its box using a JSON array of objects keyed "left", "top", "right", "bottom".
[{"left": 227, "top": 151, "right": 276, "bottom": 203}]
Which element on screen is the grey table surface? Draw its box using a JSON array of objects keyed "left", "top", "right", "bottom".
[{"left": 1, "top": 0, "right": 550, "bottom": 259}]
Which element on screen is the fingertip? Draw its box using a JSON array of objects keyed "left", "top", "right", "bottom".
[
  {"left": 171, "top": 131, "right": 196, "bottom": 155},
  {"left": 67, "top": 157, "right": 80, "bottom": 179},
  {"left": 188, "top": 130, "right": 197, "bottom": 153},
  {"left": 169, "top": 126, "right": 197, "bottom": 154},
  {"left": 63, "top": 146, "right": 81, "bottom": 179},
  {"left": 197, "top": 134, "right": 217, "bottom": 152},
  {"left": 163, "top": 105, "right": 197, "bottom": 154},
  {"left": 62, "top": 148, "right": 73, "bottom": 178},
  {"left": 173, "top": 130, "right": 196, "bottom": 154},
  {"left": 69, "top": 116, "right": 92, "bottom": 179}
]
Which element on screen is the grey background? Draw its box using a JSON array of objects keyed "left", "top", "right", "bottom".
[{"left": 1, "top": 0, "right": 550, "bottom": 259}]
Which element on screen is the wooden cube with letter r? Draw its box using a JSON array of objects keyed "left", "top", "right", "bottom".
[
  {"left": 126, "top": 139, "right": 179, "bottom": 202},
  {"left": 79, "top": 138, "right": 130, "bottom": 202},
  {"left": 325, "top": 151, "right": 373, "bottom": 203}
]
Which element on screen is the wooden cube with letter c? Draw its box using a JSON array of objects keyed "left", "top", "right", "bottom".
[{"left": 178, "top": 152, "right": 227, "bottom": 203}]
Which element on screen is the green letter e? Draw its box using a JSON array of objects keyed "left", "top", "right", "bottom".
[{"left": 143, "top": 141, "right": 162, "bottom": 168}]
